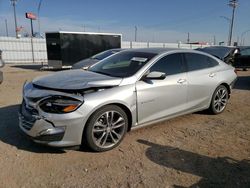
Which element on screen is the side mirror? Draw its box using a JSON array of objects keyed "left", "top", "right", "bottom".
[
  {"left": 233, "top": 49, "right": 241, "bottom": 57},
  {"left": 145, "top": 71, "right": 166, "bottom": 80}
]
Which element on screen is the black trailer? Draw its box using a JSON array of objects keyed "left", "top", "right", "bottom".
[{"left": 45, "top": 31, "right": 122, "bottom": 68}]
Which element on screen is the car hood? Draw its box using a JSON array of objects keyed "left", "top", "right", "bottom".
[
  {"left": 72, "top": 58, "right": 99, "bottom": 69},
  {"left": 32, "top": 70, "right": 123, "bottom": 91}
]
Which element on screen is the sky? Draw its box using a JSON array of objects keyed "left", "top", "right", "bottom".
[{"left": 0, "top": 0, "right": 250, "bottom": 45}]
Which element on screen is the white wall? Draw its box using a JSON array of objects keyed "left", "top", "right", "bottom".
[
  {"left": 0, "top": 36, "right": 210, "bottom": 64},
  {"left": 0, "top": 36, "right": 47, "bottom": 63}
]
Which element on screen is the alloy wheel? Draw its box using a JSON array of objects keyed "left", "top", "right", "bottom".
[
  {"left": 92, "top": 110, "right": 126, "bottom": 149},
  {"left": 213, "top": 87, "right": 228, "bottom": 113}
]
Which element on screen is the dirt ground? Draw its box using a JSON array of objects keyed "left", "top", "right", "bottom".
[{"left": 0, "top": 64, "right": 249, "bottom": 188}]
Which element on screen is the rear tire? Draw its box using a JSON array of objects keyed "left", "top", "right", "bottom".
[
  {"left": 209, "top": 85, "right": 229, "bottom": 115},
  {"left": 83, "top": 105, "right": 128, "bottom": 152}
]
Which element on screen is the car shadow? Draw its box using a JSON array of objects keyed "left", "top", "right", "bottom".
[
  {"left": 0, "top": 104, "right": 65, "bottom": 154},
  {"left": 10, "top": 64, "right": 70, "bottom": 72},
  {"left": 234, "top": 75, "right": 250, "bottom": 91},
  {"left": 11, "top": 64, "right": 43, "bottom": 71},
  {"left": 137, "top": 139, "right": 250, "bottom": 188}
]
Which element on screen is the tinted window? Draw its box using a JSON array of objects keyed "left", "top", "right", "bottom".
[
  {"left": 150, "top": 53, "right": 185, "bottom": 76},
  {"left": 185, "top": 53, "right": 218, "bottom": 71},
  {"left": 207, "top": 56, "right": 219, "bottom": 67},
  {"left": 89, "top": 51, "right": 157, "bottom": 77}
]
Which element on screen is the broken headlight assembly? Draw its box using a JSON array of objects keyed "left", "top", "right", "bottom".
[{"left": 39, "top": 96, "right": 83, "bottom": 114}]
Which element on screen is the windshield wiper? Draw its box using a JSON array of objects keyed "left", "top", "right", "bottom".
[{"left": 91, "top": 57, "right": 101, "bottom": 60}]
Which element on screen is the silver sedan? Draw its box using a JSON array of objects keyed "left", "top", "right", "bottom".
[{"left": 19, "top": 48, "right": 237, "bottom": 151}]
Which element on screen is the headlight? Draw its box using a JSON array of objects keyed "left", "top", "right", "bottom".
[{"left": 39, "top": 96, "right": 83, "bottom": 114}]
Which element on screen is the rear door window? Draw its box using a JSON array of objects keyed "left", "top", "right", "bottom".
[
  {"left": 184, "top": 53, "right": 218, "bottom": 71},
  {"left": 207, "top": 56, "right": 219, "bottom": 67}
]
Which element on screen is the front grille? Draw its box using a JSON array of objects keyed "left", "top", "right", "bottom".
[{"left": 19, "top": 100, "right": 38, "bottom": 131}]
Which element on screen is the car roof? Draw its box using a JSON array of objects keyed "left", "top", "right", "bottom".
[{"left": 122, "top": 48, "right": 191, "bottom": 55}]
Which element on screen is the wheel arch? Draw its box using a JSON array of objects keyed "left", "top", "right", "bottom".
[
  {"left": 111, "top": 103, "right": 133, "bottom": 132},
  {"left": 81, "top": 102, "right": 133, "bottom": 151},
  {"left": 207, "top": 82, "right": 231, "bottom": 110},
  {"left": 220, "top": 82, "right": 231, "bottom": 95},
  {"left": 208, "top": 83, "right": 230, "bottom": 114},
  {"left": 83, "top": 102, "right": 134, "bottom": 135}
]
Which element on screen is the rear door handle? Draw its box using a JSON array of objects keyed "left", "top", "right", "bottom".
[
  {"left": 209, "top": 73, "right": 216, "bottom": 77},
  {"left": 177, "top": 79, "right": 186, "bottom": 84}
]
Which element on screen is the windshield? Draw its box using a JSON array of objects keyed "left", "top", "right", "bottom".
[
  {"left": 197, "top": 47, "right": 234, "bottom": 60},
  {"left": 89, "top": 51, "right": 157, "bottom": 77},
  {"left": 91, "top": 49, "right": 121, "bottom": 60}
]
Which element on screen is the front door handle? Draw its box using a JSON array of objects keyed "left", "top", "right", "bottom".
[
  {"left": 209, "top": 73, "right": 216, "bottom": 77},
  {"left": 177, "top": 79, "right": 186, "bottom": 84}
]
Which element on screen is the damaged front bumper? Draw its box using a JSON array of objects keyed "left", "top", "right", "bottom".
[
  {"left": 19, "top": 112, "right": 65, "bottom": 142},
  {"left": 18, "top": 100, "right": 85, "bottom": 147},
  {"left": 19, "top": 82, "right": 86, "bottom": 147}
]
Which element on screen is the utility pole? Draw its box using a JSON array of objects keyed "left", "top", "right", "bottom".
[
  {"left": 26, "top": 12, "right": 36, "bottom": 63},
  {"left": 187, "top": 32, "right": 190, "bottom": 43},
  {"left": 30, "top": 19, "right": 35, "bottom": 63},
  {"left": 5, "top": 19, "right": 9, "bottom": 37},
  {"left": 135, "top": 26, "right": 137, "bottom": 42},
  {"left": 228, "top": 0, "right": 238, "bottom": 46},
  {"left": 220, "top": 16, "right": 231, "bottom": 46},
  {"left": 10, "top": 0, "right": 18, "bottom": 38},
  {"left": 213, "top": 35, "right": 216, "bottom": 45},
  {"left": 37, "top": 0, "right": 43, "bottom": 37}
]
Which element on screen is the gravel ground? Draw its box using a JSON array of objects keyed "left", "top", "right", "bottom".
[{"left": 0, "top": 64, "right": 249, "bottom": 188}]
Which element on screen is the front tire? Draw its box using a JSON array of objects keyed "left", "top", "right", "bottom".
[
  {"left": 209, "top": 85, "right": 229, "bottom": 114},
  {"left": 83, "top": 105, "right": 128, "bottom": 152}
]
